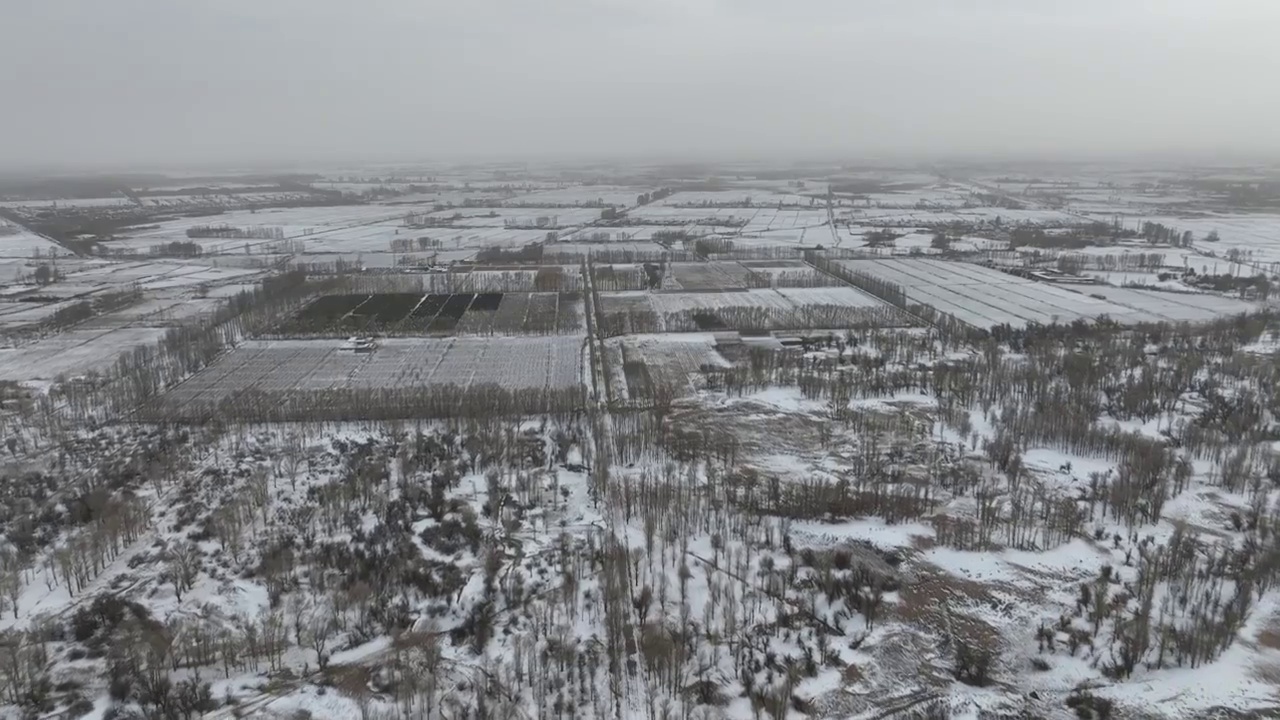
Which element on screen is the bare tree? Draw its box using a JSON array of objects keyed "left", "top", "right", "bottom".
[
  {"left": 305, "top": 609, "right": 338, "bottom": 670},
  {"left": 167, "top": 541, "right": 202, "bottom": 601},
  {"left": 281, "top": 433, "right": 308, "bottom": 492},
  {"left": 0, "top": 551, "right": 22, "bottom": 619}
]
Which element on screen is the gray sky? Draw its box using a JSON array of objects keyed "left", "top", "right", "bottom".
[{"left": 4, "top": 0, "right": 1279, "bottom": 170}]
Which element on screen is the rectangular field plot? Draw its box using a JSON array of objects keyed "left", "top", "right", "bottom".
[
  {"left": 412, "top": 268, "right": 583, "bottom": 294},
  {"left": 595, "top": 287, "right": 908, "bottom": 335},
  {"left": 739, "top": 261, "right": 843, "bottom": 287},
  {"left": 605, "top": 333, "right": 733, "bottom": 401},
  {"left": 669, "top": 262, "right": 758, "bottom": 291},
  {"left": 153, "top": 335, "right": 586, "bottom": 421},
  {"left": 0, "top": 327, "right": 169, "bottom": 382},
  {"left": 544, "top": 242, "right": 672, "bottom": 263},
  {"left": 273, "top": 292, "right": 583, "bottom": 336},
  {"left": 1080, "top": 287, "right": 1261, "bottom": 323},
  {"left": 836, "top": 258, "right": 1260, "bottom": 329}
]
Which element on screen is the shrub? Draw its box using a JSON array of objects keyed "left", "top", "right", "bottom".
[
  {"left": 1066, "top": 691, "right": 1115, "bottom": 720},
  {"left": 419, "top": 509, "right": 483, "bottom": 556},
  {"left": 952, "top": 639, "right": 997, "bottom": 687}
]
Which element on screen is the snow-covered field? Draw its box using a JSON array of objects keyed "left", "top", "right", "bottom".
[
  {"left": 4, "top": 165, "right": 1280, "bottom": 720},
  {"left": 0, "top": 256, "right": 254, "bottom": 373},
  {"left": 159, "top": 335, "right": 587, "bottom": 412},
  {"left": 630, "top": 205, "right": 830, "bottom": 233},
  {"left": 563, "top": 225, "right": 710, "bottom": 241},
  {"left": 48, "top": 260, "right": 261, "bottom": 294},
  {"left": 1083, "top": 270, "right": 1201, "bottom": 292},
  {"left": 603, "top": 286, "right": 887, "bottom": 317},
  {"left": 426, "top": 207, "right": 603, "bottom": 228},
  {"left": 607, "top": 332, "right": 732, "bottom": 396},
  {"left": 0, "top": 325, "right": 169, "bottom": 380},
  {"left": 0, "top": 196, "right": 135, "bottom": 209},
  {"left": 137, "top": 191, "right": 314, "bottom": 208},
  {"left": 78, "top": 295, "right": 225, "bottom": 327},
  {"left": 105, "top": 203, "right": 611, "bottom": 255},
  {"left": 653, "top": 190, "right": 824, "bottom": 207},
  {"left": 509, "top": 185, "right": 649, "bottom": 207},
  {"left": 0, "top": 222, "right": 69, "bottom": 258},
  {"left": 411, "top": 226, "right": 552, "bottom": 250},
  {"left": 0, "top": 299, "right": 83, "bottom": 329},
  {"left": 544, "top": 242, "right": 669, "bottom": 259},
  {"left": 842, "top": 206, "right": 1082, "bottom": 227},
  {"left": 839, "top": 258, "right": 1260, "bottom": 328}
]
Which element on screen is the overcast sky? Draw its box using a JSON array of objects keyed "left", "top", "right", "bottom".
[{"left": 4, "top": 0, "right": 1279, "bottom": 170}]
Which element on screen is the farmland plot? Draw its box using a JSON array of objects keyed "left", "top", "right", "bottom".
[
  {"left": 0, "top": 223, "right": 69, "bottom": 258},
  {"left": 104, "top": 205, "right": 557, "bottom": 255},
  {"left": 853, "top": 186, "right": 975, "bottom": 209},
  {"left": 507, "top": 186, "right": 648, "bottom": 207},
  {"left": 0, "top": 196, "right": 134, "bottom": 210},
  {"left": 139, "top": 191, "right": 312, "bottom": 208},
  {"left": 668, "top": 262, "right": 759, "bottom": 290},
  {"left": 0, "top": 259, "right": 31, "bottom": 285},
  {"left": 628, "top": 207, "right": 831, "bottom": 240},
  {"left": 743, "top": 209, "right": 830, "bottom": 235},
  {"left": 78, "top": 296, "right": 225, "bottom": 328},
  {"left": 525, "top": 293, "right": 560, "bottom": 333},
  {"left": 280, "top": 294, "right": 374, "bottom": 335},
  {"left": 837, "top": 258, "right": 1260, "bottom": 329},
  {"left": 564, "top": 226, "right": 707, "bottom": 241},
  {"left": 591, "top": 265, "right": 650, "bottom": 291},
  {"left": 453, "top": 293, "right": 502, "bottom": 335},
  {"left": 649, "top": 287, "right": 891, "bottom": 315},
  {"left": 544, "top": 242, "right": 671, "bottom": 262},
  {"left": 278, "top": 291, "right": 584, "bottom": 336},
  {"left": 652, "top": 191, "right": 766, "bottom": 206},
  {"left": 1151, "top": 214, "right": 1280, "bottom": 268},
  {"left": 629, "top": 206, "right": 755, "bottom": 227},
  {"left": 411, "top": 268, "right": 582, "bottom": 294},
  {"left": 606, "top": 333, "right": 732, "bottom": 400},
  {"left": 139, "top": 223, "right": 547, "bottom": 256},
  {"left": 48, "top": 261, "right": 259, "bottom": 294},
  {"left": 842, "top": 206, "right": 1081, "bottom": 227},
  {"left": 1082, "top": 287, "right": 1261, "bottom": 323},
  {"left": 596, "top": 287, "right": 905, "bottom": 334},
  {"left": 0, "top": 326, "right": 168, "bottom": 381},
  {"left": 774, "top": 287, "right": 888, "bottom": 308},
  {"left": 431, "top": 227, "right": 553, "bottom": 249},
  {"left": 426, "top": 207, "right": 603, "bottom": 228},
  {"left": 107, "top": 205, "right": 413, "bottom": 253},
  {"left": 739, "top": 261, "right": 842, "bottom": 287},
  {"left": 154, "top": 335, "right": 586, "bottom": 420},
  {"left": 654, "top": 190, "right": 825, "bottom": 208},
  {"left": 0, "top": 300, "right": 87, "bottom": 330}
]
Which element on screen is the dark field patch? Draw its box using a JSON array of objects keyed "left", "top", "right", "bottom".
[{"left": 271, "top": 292, "right": 583, "bottom": 337}]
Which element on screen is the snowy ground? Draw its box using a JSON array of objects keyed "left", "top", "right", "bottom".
[
  {"left": 157, "top": 335, "right": 588, "bottom": 413},
  {"left": 0, "top": 221, "right": 69, "bottom": 258},
  {"left": 839, "top": 258, "right": 1259, "bottom": 328},
  {"left": 2, "top": 165, "right": 1279, "bottom": 720},
  {"left": 0, "top": 325, "right": 169, "bottom": 380}
]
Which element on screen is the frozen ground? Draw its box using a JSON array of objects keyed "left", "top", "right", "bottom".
[
  {"left": 839, "top": 258, "right": 1259, "bottom": 328},
  {"left": 0, "top": 221, "right": 69, "bottom": 258},
  {"left": 0, "top": 325, "right": 169, "bottom": 381},
  {"left": 47, "top": 261, "right": 262, "bottom": 294},
  {"left": 599, "top": 286, "right": 889, "bottom": 322},
  {"left": 1, "top": 164, "right": 1278, "bottom": 720},
  {"left": 158, "top": 335, "right": 588, "bottom": 412},
  {"left": 1085, "top": 214, "right": 1280, "bottom": 269}
]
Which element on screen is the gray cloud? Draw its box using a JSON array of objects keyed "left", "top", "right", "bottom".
[{"left": 3, "top": 0, "right": 1278, "bottom": 170}]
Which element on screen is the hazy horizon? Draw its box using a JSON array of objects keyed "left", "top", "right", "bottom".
[{"left": 5, "top": 0, "right": 1280, "bottom": 171}]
